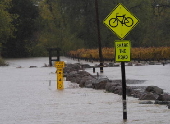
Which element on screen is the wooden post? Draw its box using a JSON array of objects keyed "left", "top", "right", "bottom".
[
  {"left": 49, "top": 50, "right": 52, "bottom": 66},
  {"left": 57, "top": 49, "right": 60, "bottom": 61},
  {"left": 47, "top": 48, "right": 61, "bottom": 66},
  {"left": 93, "top": 67, "right": 95, "bottom": 73},
  {"left": 95, "top": 0, "right": 103, "bottom": 73}
]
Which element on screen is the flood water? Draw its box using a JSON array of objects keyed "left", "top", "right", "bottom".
[
  {"left": 0, "top": 57, "right": 170, "bottom": 124},
  {"left": 86, "top": 62, "right": 170, "bottom": 93}
]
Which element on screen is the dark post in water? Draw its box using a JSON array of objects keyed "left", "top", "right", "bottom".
[
  {"left": 47, "top": 48, "right": 61, "bottom": 66},
  {"left": 121, "top": 62, "right": 127, "bottom": 120},
  {"left": 95, "top": 0, "right": 103, "bottom": 73}
]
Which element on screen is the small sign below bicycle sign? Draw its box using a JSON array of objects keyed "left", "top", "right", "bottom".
[
  {"left": 103, "top": 3, "right": 139, "bottom": 39},
  {"left": 115, "top": 40, "right": 131, "bottom": 62}
]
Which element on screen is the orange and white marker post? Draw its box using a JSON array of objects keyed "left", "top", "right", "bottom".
[{"left": 54, "top": 61, "right": 65, "bottom": 90}]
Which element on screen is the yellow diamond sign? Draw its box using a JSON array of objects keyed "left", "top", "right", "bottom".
[{"left": 103, "top": 3, "right": 139, "bottom": 39}]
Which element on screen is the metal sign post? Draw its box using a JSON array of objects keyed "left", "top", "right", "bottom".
[
  {"left": 103, "top": 3, "right": 139, "bottom": 120},
  {"left": 121, "top": 62, "right": 127, "bottom": 119},
  {"left": 115, "top": 40, "right": 131, "bottom": 119}
]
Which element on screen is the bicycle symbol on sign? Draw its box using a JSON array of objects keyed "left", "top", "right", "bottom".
[{"left": 109, "top": 13, "right": 134, "bottom": 28}]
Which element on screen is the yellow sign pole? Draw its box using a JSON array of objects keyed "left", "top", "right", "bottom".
[
  {"left": 54, "top": 61, "right": 65, "bottom": 90},
  {"left": 57, "top": 68, "right": 64, "bottom": 89}
]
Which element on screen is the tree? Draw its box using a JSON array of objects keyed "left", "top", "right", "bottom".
[
  {"left": 0, "top": 0, "right": 15, "bottom": 44},
  {"left": 32, "top": 0, "right": 170, "bottom": 56},
  {"left": 4, "top": 0, "right": 39, "bottom": 57},
  {"left": 2, "top": 0, "right": 169, "bottom": 57},
  {"left": 33, "top": 0, "right": 84, "bottom": 56}
]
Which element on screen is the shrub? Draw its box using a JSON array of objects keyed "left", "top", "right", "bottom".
[{"left": 0, "top": 57, "right": 8, "bottom": 66}]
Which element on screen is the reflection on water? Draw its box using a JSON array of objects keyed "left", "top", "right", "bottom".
[{"left": 0, "top": 57, "right": 170, "bottom": 124}]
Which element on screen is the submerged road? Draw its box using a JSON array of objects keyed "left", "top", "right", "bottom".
[{"left": 0, "top": 57, "right": 169, "bottom": 124}]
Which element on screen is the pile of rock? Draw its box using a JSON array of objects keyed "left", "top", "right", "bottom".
[
  {"left": 66, "top": 71, "right": 109, "bottom": 89},
  {"left": 64, "top": 63, "right": 170, "bottom": 109}
]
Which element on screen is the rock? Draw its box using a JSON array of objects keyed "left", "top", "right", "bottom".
[
  {"left": 92, "top": 78, "right": 109, "bottom": 89},
  {"left": 126, "top": 86, "right": 133, "bottom": 96},
  {"left": 131, "top": 90, "right": 142, "bottom": 98},
  {"left": 105, "top": 83, "right": 117, "bottom": 92},
  {"left": 127, "top": 62, "right": 133, "bottom": 66},
  {"left": 66, "top": 70, "right": 94, "bottom": 84},
  {"left": 113, "top": 63, "right": 120, "bottom": 67},
  {"left": 85, "top": 84, "right": 93, "bottom": 88},
  {"left": 155, "top": 100, "right": 170, "bottom": 105},
  {"left": 156, "top": 94, "right": 164, "bottom": 101},
  {"left": 145, "top": 86, "right": 163, "bottom": 95},
  {"left": 105, "top": 82, "right": 122, "bottom": 94},
  {"left": 149, "top": 61, "right": 155, "bottom": 65},
  {"left": 79, "top": 76, "right": 88, "bottom": 87},
  {"left": 16, "top": 66, "right": 22, "bottom": 68},
  {"left": 105, "top": 82, "right": 144, "bottom": 98},
  {"left": 108, "top": 63, "right": 114, "bottom": 67},
  {"left": 79, "top": 75, "right": 94, "bottom": 87},
  {"left": 103, "top": 63, "right": 109, "bottom": 67},
  {"left": 64, "top": 63, "right": 81, "bottom": 74},
  {"left": 66, "top": 71, "right": 77, "bottom": 82},
  {"left": 114, "top": 86, "right": 122, "bottom": 95},
  {"left": 155, "top": 94, "right": 170, "bottom": 103},
  {"left": 162, "top": 94, "right": 170, "bottom": 101},
  {"left": 139, "top": 101, "right": 153, "bottom": 104},
  {"left": 29, "top": 66, "right": 37, "bottom": 68},
  {"left": 110, "top": 85, "right": 120, "bottom": 93},
  {"left": 167, "top": 103, "right": 170, "bottom": 109},
  {"left": 81, "top": 64, "right": 91, "bottom": 68},
  {"left": 75, "top": 77, "right": 82, "bottom": 84},
  {"left": 135, "top": 63, "right": 144, "bottom": 66},
  {"left": 84, "top": 78, "right": 97, "bottom": 88},
  {"left": 106, "top": 82, "right": 138, "bottom": 96},
  {"left": 155, "top": 62, "right": 162, "bottom": 65},
  {"left": 78, "top": 70, "right": 91, "bottom": 77},
  {"left": 139, "top": 93, "right": 158, "bottom": 100},
  {"left": 64, "top": 62, "right": 170, "bottom": 110},
  {"left": 68, "top": 71, "right": 78, "bottom": 75},
  {"left": 107, "top": 85, "right": 116, "bottom": 93}
]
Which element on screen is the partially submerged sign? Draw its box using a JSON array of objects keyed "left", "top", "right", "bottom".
[
  {"left": 55, "top": 61, "right": 65, "bottom": 68},
  {"left": 54, "top": 61, "right": 65, "bottom": 90},
  {"left": 115, "top": 40, "right": 131, "bottom": 62},
  {"left": 57, "top": 68, "right": 64, "bottom": 89}
]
